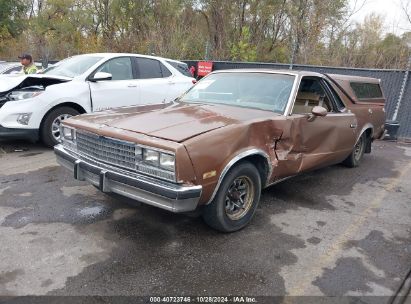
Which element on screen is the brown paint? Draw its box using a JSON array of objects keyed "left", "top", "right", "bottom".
[{"left": 62, "top": 70, "right": 386, "bottom": 205}]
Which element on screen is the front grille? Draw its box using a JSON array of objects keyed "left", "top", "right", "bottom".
[{"left": 76, "top": 131, "right": 136, "bottom": 171}]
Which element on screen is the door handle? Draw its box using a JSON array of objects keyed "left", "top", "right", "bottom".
[
  {"left": 168, "top": 81, "right": 176, "bottom": 85},
  {"left": 127, "top": 84, "right": 137, "bottom": 87}
]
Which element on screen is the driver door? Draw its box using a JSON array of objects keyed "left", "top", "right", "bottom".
[
  {"left": 88, "top": 56, "right": 140, "bottom": 111},
  {"left": 280, "top": 77, "right": 358, "bottom": 175}
]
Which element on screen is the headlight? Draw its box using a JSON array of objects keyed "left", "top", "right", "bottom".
[
  {"left": 9, "top": 90, "right": 43, "bottom": 100},
  {"left": 63, "top": 127, "right": 76, "bottom": 140},
  {"left": 60, "top": 125, "right": 76, "bottom": 142},
  {"left": 143, "top": 149, "right": 160, "bottom": 166},
  {"left": 160, "top": 153, "right": 175, "bottom": 171},
  {"left": 138, "top": 147, "right": 176, "bottom": 181}
]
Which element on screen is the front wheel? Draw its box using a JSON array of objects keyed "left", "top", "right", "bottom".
[
  {"left": 41, "top": 107, "right": 79, "bottom": 147},
  {"left": 202, "top": 161, "right": 261, "bottom": 232},
  {"left": 342, "top": 133, "right": 366, "bottom": 168}
]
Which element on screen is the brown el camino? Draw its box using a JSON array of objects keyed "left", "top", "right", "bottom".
[{"left": 54, "top": 69, "right": 386, "bottom": 232}]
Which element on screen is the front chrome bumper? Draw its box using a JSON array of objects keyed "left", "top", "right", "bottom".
[{"left": 54, "top": 144, "right": 202, "bottom": 213}]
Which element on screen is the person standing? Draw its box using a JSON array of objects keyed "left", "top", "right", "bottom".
[{"left": 18, "top": 53, "right": 38, "bottom": 74}]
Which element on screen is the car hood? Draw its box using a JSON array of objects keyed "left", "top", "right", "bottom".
[
  {"left": 69, "top": 102, "right": 281, "bottom": 142},
  {"left": 0, "top": 74, "right": 71, "bottom": 93}
]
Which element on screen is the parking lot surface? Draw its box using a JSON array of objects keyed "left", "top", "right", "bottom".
[{"left": 0, "top": 140, "right": 410, "bottom": 300}]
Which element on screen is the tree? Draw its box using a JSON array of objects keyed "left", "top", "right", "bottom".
[
  {"left": 0, "top": 0, "right": 409, "bottom": 70},
  {"left": 0, "top": 0, "right": 27, "bottom": 38}
]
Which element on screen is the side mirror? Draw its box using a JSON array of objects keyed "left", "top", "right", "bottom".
[
  {"left": 89, "top": 72, "right": 112, "bottom": 82},
  {"left": 307, "top": 106, "right": 328, "bottom": 122},
  {"left": 311, "top": 106, "right": 328, "bottom": 117}
]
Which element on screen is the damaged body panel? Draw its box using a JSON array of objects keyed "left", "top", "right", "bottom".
[
  {"left": 0, "top": 74, "right": 70, "bottom": 94},
  {"left": 0, "top": 74, "right": 70, "bottom": 107},
  {"left": 274, "top": 112, "right": 357, "bottom": 178},
  {"left": 55, "top": 69, "right": 386, "bottom": 231}
]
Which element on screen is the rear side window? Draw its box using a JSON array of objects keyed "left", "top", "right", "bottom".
[
  {"left": 350, "top": 82, "right": 383, "bottom": 99},
  {"left": 160, "top": 64, "right": 172, "bottom": 77},
  {"left": 136, "top": 58, "right": 171, "bottom": 79},
  {"left": 166, "top": 61, "right": 191, "bottom": 77}
]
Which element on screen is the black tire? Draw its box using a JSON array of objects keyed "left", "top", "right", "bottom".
[
  {"left": 40, "top": 107, "right": 80, "bottom": 147},
  {"left": 342, "top": 133, "right": 366, "bottom": 168},
  {"left": 202, "top": 161, "right": 261, "bottom": 232}
]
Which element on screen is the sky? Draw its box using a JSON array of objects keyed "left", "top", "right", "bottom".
[{"left": 349, "top": 0, "right": 410, "bottom": 35}]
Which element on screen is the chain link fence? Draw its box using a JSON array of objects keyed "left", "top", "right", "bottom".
[{"left": 184, "top": 60, "right": 411, "bottom": 141}]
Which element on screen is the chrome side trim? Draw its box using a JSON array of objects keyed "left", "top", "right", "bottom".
[
  {"left": 325, "top": 113, "right": 356, "bottom": 117},
  {"left": 210, "top": 69, "right": 300, "bottom": 77},
  {"left": 264, "top": 176, "right": 294, "bottom": 188},
  {"left": 288, "top": 112, "right": 356, "bottom": 118},
  {"left": 206, "top": 148, "right": 272, "bottom": 205}
]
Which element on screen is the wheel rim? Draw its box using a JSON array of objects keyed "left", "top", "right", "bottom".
[
  {"left": 354, "top": 136, "right": 365, "bottom": 161},
  {"left": 51, "top": 114, "right": 72, "bottom": 142},
  {"left": 225, "top": 176, "right": 255, "bottom": 221}
]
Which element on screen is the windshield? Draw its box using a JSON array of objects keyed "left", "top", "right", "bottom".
[
  {"left": 43, "top": 55, "right": 103, "bottom": 78},
  {"left": 180, "top": 72, "right": 295, "bottom": 113}
]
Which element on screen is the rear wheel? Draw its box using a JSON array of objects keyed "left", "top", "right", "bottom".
[
  {"left": 41, "top": 107, "right": 79, "bottom": 147},
  {"left": 202, "top": 161, "right": 261, "bottom": 232},
  {"left": 342, "top": 133, "right": 366, "bottom": 168}
]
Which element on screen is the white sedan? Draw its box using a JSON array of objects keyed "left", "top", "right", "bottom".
[{"left": 0, "top": 53, "right": 195, "bottom": 146}]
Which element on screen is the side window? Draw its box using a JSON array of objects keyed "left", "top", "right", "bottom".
[
  {"left": 160, "top": 63, "right": 172, "bottom": 77},
  {"left": 350, "top": 82, "right": 383, "bottom": 99},
  {"left": 292, "top": 77, "right": 333, "bottom": 114},
  {"left": 322, "top": 80, "right": 346, "bottom": 111},
  {"left": 136, "top": 58, "right": 167, "bottom": 79},
  {"left": 96, "top": 57, "right": 133, "bottom": 80}
]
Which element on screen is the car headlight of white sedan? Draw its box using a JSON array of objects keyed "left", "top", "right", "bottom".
[{"left": 8, "top": 90, "right": 43, "bottom": 100}]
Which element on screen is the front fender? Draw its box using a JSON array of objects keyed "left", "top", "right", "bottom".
[
  {"left": 204, "top": 148, "right": 271, "bottom": 205},
  {"left": 0, "top": 81, "right": 90, "bottom": 129}
]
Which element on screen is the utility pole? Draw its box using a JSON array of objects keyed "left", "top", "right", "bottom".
[
  {"left": 204, "top": 41, "right": 210, "bottom": 61},
  {"left": 289, "top": 37, "right": 296, "bottom": 70}
]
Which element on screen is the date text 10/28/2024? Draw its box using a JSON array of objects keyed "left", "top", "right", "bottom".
[{"left": 149, "top": 297, "right": 257, "bottom": 303}]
